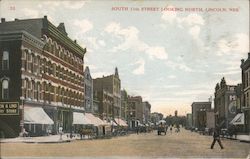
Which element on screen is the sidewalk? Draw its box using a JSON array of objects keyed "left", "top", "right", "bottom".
[
  {"left": 236, "top": 134, "right": 250, "bottom": 143},
  {"left": 0, "top": 133, "right": 81, "bottom": 143},
  {"left": 221, "top": 134, "right": 250, "bottom": 143}
]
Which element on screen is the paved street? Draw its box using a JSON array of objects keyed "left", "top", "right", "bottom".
[{"left": 0, "top": 128, "right": 249, "bottom": 158}]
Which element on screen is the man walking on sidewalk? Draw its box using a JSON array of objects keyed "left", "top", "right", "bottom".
[{"left": 211, "top": 126, "right": 224, "bottom": 149}]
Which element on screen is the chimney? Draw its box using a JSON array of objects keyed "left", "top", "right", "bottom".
[
  {"left": 14, "top": 18, "right": 19, "bottom": 21},
  {"left": 248, "top": 52, "right": 250, "bottom": 59},
  {"left": 74, "top": 40, "right": 77, "bottom": 43},
  {"left": 44, "top": 15, "right": 47, "bottom": 19},
  {"left": 1, "top": 18, "right": 5, "bottom": 23}
]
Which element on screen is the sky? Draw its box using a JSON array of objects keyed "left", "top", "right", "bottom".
[{"left": 0, "top": 0, "right": 249, "bottom": 116}]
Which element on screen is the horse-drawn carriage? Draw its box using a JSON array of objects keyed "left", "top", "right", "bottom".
[{"left": 79, "top": 128, "right": 95, "bottom": 139}]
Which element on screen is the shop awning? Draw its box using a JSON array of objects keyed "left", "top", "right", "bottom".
[
  {"left": 114, "top": 118, "right": 128, "bottom": 126},
  {"left": 85, "top": 113, "right": 106, "bottom": 126},
  {"left": 102, "top": 120, "right": 111, "bottom": 126},
  {"left": 110, "top": 120, "right": 117, "bottom": 126},
  {"left": 24, "top": 107, "right": 54, "bottom": 125},
  {"left": 73, "top": 112, "right": 92, "bottom": 125},
  {"left": 230, "top": 113, "right": 244, "bottom": 125}
]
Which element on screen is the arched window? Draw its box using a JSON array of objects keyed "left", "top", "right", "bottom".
[
  {"left": 2, "top": 51, "right": 9, "bottom": 70},
  {"left": 2, "top": 79, "right": 9, "bottom": 99},
  {"left": 37, "top": 82, "right": 41, "bottom": 101},
  {"left": 48, "top": 39, "right": 52, "bottom": 53},
  {"left": 31, "top": 80, "right": 36, "bottom": 100},
  {"left": 61, "top": 88, "right": 65, "bottom": 104},
  {"left": 30, "top": 54, "right": 34, "bottom": 73}
]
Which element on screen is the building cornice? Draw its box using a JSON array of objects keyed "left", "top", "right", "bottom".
[
  {"left": 43, "top": 19, "right": 86, "bottom": 57},
  {"left": 0, "top": 31, "right": 45, "bottom": 49}
]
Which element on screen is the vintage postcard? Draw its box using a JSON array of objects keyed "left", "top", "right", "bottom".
[{"left": 0, "top": 0, "right": 249, "bottom": 158}]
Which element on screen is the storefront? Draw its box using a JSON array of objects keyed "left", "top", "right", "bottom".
[
  {"left": 72, "top": 112, "right": 111, "bottom": 137},
  {"left": 24, "top": 106, "right": 54, "bottom": 136},
  {"left": 243, "top": 108, "right": 250, "bottom": 133}
]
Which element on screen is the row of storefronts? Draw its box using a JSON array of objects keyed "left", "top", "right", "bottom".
[
  {"left": 0, "top": 16, "right": 154, "bottom": 138},
  {"left": 22, "top": 104, "right": 128, "bottom": 137}
]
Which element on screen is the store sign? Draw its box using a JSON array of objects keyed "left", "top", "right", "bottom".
[{"left": 0, "top": 102, "right": 19, "bottom": 115}]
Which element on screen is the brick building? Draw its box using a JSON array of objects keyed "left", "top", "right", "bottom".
[
  {"left": 127, "top": 96, "right": 143, "bottom": 128},
  {"left": 121, "top": 89, "right": 128, "bottom": 120},
  {"left": 93, "top": 68, "right": 121, "bottom": 120},
  {"left": 84, "top": 66, "right": 93, "bottom": 113},
  {"left": 240, "top": 53, "right": 250, "bottom": 133},
  {"left": 214, "top": 77, "right": 237, "bottom": 129},
  {"left": 143, "top": 101, "right": 151, "bottom": 124},
  {"left": 0, "top": 16, "right": 86, "bottom": 137},
  {"left": 191, "top": 102, "right": 211, "bottom": 129}
]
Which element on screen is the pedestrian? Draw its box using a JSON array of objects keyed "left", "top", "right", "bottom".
[
  {"left": 136, "top": 127, "right": 139, "bottom": 135},
  {"left": 234, "top": 126, "right": 238, "bottom": 139},
  {"left": 59, "top": 126, "right": 63, "bottom": 140},
  {"left": 210, "top": 126, "right": 224, "bottom": 149},
  {"left": 170, "top": 126, "right": 172, "bottom": 134}
]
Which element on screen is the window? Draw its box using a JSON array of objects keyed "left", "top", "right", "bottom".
[
  {"left": 30, "top": 54, "right": 34, "bottom": 73},
  {"left": 37, "top": 83, "right": 41, "bottom": 101},
  {"left": 245, "top": 72, "right": 249, "bottom": 88},
  {"left": 247, "top": 92, "right": 249, "bottom": 107},
  {"left": 2, "top": 79, "right": 9, "bottom": 99},
  {"left": 31, "top": 81, "right": 35, "bottom": 100},
  {"left": 248, "top": 71, "right": 250, "bottom": 88},
  {"left": 2, "top": 51, "right": 9, "bottom": 70},
  {"left": 27, "top": 81, "right": 31, "bottom": 99}
]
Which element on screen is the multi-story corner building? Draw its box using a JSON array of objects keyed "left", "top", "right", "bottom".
[
  {"left": 0, "top": 16, "right": 86, "bottom": 137},
  {"left": 93, "top": 68, "right": 121, "bottom": 119},
  {"left": 121, "top": 89, "right": 128, "bottom": 120},
  {"left": 241, "top": 53, "right": 250, "bottom": 133},
  {"left": 191, "top": 102, "right": 211, "bottom": 129},
  {"left": 214, "top": 77, "right": 237, "bottom": 129},
  {"left": 84, "top": 66, "right": 93, "bottom": 113},
  {"left": 143, "top": 101, "right": 151, "bottom": 124},
  {"left": 127, "top": 96, "right": 143, "bottom": 128}
]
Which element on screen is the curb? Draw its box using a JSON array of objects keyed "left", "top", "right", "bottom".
[
  {"left": 0, "top": 140, "right": 72, "bottom": 144},
  {"left": 24, "top": 140, "right": 71, "bottom": 144},
  {"left": 239, "top": 140, "right": 250, "bottom": 143}
]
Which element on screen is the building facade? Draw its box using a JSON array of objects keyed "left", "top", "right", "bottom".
[
  {"left": 143, "top": 101, "right": 151, "bottom": 124},
  {"left": 121, "top": 89, "right": 128, "bottom": 120},
  {"left": 93, "top": 68, "right": 121, "bottom": 120},
  {"left": 96, "top": 90, "right": 113, "bottom": 120},
  {"left": 214, "top": 77, "right": 237, "bottom": 129},
  {"left": 84, "top": 66, "right": 93, "bottom": 113},
  {"left": 206, "top": 110, "right": 215, "bottom": 129},
  {"left": 127, "top": 96, "right": 143, "bottom": 128},
  {"left": 191, "top": 102, "right": 211, "bottom": 129},
  {"left": 92, "top": 91, "right": 100, "bottom": 116},
  {"left": 241, "top": 53, "right": 250, "bottom": 133},
  {"left": 0, "top": 16, "right": 86, "bottom": 137},
  {"left": 186, "top": 113, "right": 192, "bottom": 129}
]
